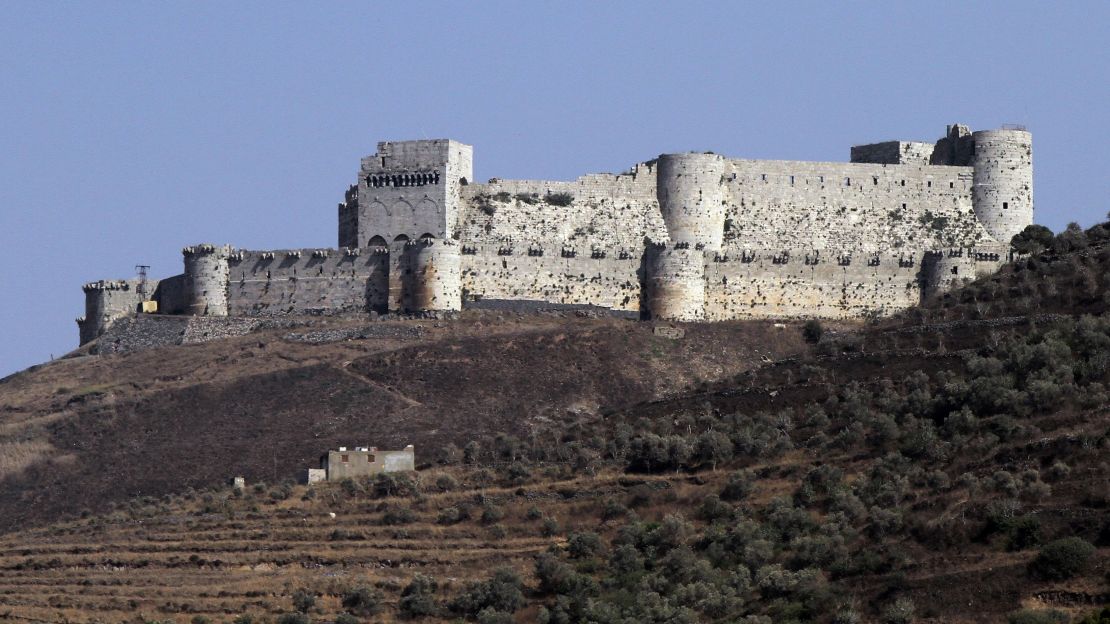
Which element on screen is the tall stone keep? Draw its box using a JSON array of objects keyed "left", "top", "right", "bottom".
[
  {"left": 972, "top": 128, "right": 1033, "bottom": 244},
  {"left": 183, "top": 244, "right": 231, "bottom": 316},
  {"left": 343, "top": 139, "right": 474, "bottom": 248}
]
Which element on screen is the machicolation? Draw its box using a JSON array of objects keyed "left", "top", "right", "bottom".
[{"left": 76, "top": 124, "right": 1034, "bottom": 344}]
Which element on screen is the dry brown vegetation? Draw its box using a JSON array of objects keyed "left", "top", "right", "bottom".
[{"left": 0, "top": 222, "right": 1108, "bottom": 624}]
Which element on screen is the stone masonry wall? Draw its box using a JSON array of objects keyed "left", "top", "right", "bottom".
[
  {"left": 458, "top": 165, "right": 666, "bottom": 250},
  {"left": 722, "top": 160, "right": 987, "bottom": 253},
  {"left": 226, "top": 248, "right": 389, "bottom": 316},
  {"left": 459, "top": 244, "right": 642, "bottom": 311}
]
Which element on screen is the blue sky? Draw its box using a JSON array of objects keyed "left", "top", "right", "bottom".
[{"left": 1, "top": 1, "right": 1107, "bottom": 376}]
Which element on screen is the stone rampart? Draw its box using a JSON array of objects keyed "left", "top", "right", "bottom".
[
  {"left": 226, "top": 248, "right": 389, "bottom": 316},
  {"left": 77, "top": 124, "right": 1035, "bottom": 344}
]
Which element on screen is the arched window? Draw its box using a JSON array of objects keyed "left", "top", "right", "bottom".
[{"left": 367, "top": 235, "right": 388, "bottom": 248}]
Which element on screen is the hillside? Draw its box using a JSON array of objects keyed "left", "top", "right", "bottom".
[{"left": 0, "top": 220, "right": 1108, "bottom": 624}]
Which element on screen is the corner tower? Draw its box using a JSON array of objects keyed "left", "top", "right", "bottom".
[
  {"left": 343, "top": 139, "right": 473, "bottom": 248},
  {"left": 972, "top": 128, "right": 1033, "bottom": 244}
]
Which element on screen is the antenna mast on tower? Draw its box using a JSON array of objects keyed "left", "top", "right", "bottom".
[{"left": 135, "top": 265, "right": 150, "bottom": 299}]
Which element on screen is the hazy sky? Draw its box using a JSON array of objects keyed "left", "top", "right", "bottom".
[{"left": 1, "top": 2, "right": 1108, "bottom": 376}]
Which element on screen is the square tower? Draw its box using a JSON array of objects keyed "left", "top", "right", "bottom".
[{"left": 341, "top": 139, "right": 473, "bottom": 248}]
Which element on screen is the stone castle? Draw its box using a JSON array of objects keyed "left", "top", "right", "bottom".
[{"left": 77, "top": 123, "right": 1033, "bottom": 345}]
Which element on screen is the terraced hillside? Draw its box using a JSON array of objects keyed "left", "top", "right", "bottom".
[
  {"left": 0, "top": 220, "right": 1107, "bottom": 624},
  {"left": 0, "top": 312, "right": 805, "bottom": 532}
]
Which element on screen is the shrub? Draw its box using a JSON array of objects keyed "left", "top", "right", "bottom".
[
  {"left": 694, "top": 430, "right": 733, "bottom": 469},
  {"left": 399, "top": 574, "right": 440, "bottom": 618},
  {"left": 277, "top": 614, "right": 310, "bottom": 624},
  {"left": 232, "top": 616, "right": 254, "bottom": 624},
  {"left": 342, "top": 586, "right": 384, "bottom": 616},
  {"left": 477, "top": 608, "right": 514, "bottom": 624},
  {"left": 374, "top": 472, "right": 416, "bottom": 497},
  {"left": 515, "top": 192, "right": 539, "bottom": 204},
  {"left": 434, "top": 474, "right": 459, "bottom": 492},
  {"left": 450, "top": 567, "right": 524, "bottom": 615},
  {"left": 882, "top": 597, "right": 916, "bottom": 624},
  {"left": 334, "top": 614, "right": 360, "bottom": 624},
  {"left": 1012, "top": 224, "right": 1055, "bottom": 255},
  {"left": 441, "top": 443, "right": 463, "bottom": 465},
  {"left": 1072, "top": 607, "right": 1110, "bottom": 624},
  {"left": 601, "top": 498, "right": 628, "bottom": 521},
  {"left": 720, "top": 470, "right": 754, "bottom": 501},
  {"left": 464, "top": 440, "right": 482, "bottom": 464},
  {"left": 381, "top": 506, "right": 417, "bottom": 525},
  {"left": 437, "top": 506, "right": 467, "bottom": 525},
  {"left": 566, "top": 532, "right": 603, "bottom": 559},
  {"left": 1030, "top": 537, "right": 1096, "bottom": 579},
  {"left": 291, "top": 589, "right": 316, "bottom": 613},
  {"left": 545, "top": 192, "right": 574, "bottom": 207},
  {"left": 481, "top": 503, "right": 505, "bottom": 525},
  {"left": 1008, "top": 609, "right": 1070, "bottom": 624},
  {"left": 541, "top": 516, "right": 560, "bottom": 537},
  {"left": 535, "top": 553, "right": 578, "bottom": 595},
  {"left": 191, "top": 617, "right": 212, "bottom": 624},
  {"left": 803, "top": 320, "right": 824, "bottom": 343}
]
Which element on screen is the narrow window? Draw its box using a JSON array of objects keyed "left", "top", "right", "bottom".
[
  {"left": 901, "top": 180, "right": 906, "bottom": 186},
  {"left": 367, "top": 454, "right": 376, "bottom": 463},
  {"left": 902, "top": 203, "right": 907, "bottom": 210},
  {"left": 761, "top": 174, "right": 766, "bottom": 181},
  {"left": 819, "top": 175, "right": 824, "bottom": 183},
  {"left": 845, "top": 177, "right": 851, "bottom": 186},
  {"left": 873, "top": 177, "right": 878, "bottom": 185},
  {"left": 950, "top": 182, "right": 954, "bottom": 188},
  {"left": 1003, "top": 201, "right": 1008, "bottom": 210},
  {"left": 341, "top": 454, "right": 350, "bottom": 463},
  {"left": 380, "top": 157, "right": 385, "bottom": 167},
  {"left": 927, "top": 180, "right": 932, "bottom": 187},
  {"left": 789, "top": 175, "right": 795, "bottom": 185}
]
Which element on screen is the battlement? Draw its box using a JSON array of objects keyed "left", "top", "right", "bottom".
[
  {"left": 83, "top": 280, "right": 132, "bottom": 292},
  {"left": 77, "top": 122, "right": 1032, "bottom": 342}
]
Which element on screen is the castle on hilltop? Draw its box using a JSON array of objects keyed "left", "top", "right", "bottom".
[{"left": 77, "top": 124, "right": 1033, "bottom": 345}]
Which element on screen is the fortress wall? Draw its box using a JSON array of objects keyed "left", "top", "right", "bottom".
[
  {"left": 850, "top": 141, "right": 936, "bottom": 165},
  {"left": 226, "top": 249, "right": 389, "bottom": 315},
  {"left": 722, "top": 160, "right": 988, "bottom": 253},
  {"left": 703, "top": 250, "right": 923, "bottom": 320},
  {"left": 458, "top": 166, "right": 668, "bottom": 250},
  {"left": 459, "top": 244, "right": 642, "bottom": 311},
  {"left": 152, "top": 274, "right": 187, "bottom": 315},
  {"left": 79, "top": 280, "right": 148, "bottom": 344}
]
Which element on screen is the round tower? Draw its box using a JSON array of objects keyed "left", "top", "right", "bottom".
[
  {"left": 656, "top": 153, "right": 730, "bottom": 251},
  {"left": 402, "top": 238, "right": 461, "bottom": 312},
  {"left": 183, "top": 244, "right": 231, "bottom": 316},
  {"left": 920, "top": 250, "right": 977, "bottom": 301},
  {"left": 972, "top": 128, "right": 1033, "bottom": 244},
  {"left": 644, "top": 244, "right": 705, "bottom": 321}
]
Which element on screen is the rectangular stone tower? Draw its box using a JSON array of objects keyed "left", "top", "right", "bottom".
[{"left": 339, "top": 139, "right": 473, "bottom": 248}]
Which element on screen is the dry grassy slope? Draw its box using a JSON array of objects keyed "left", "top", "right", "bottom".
[{"left": 0, "top": 313, "right": 806, "bottom": 532}]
